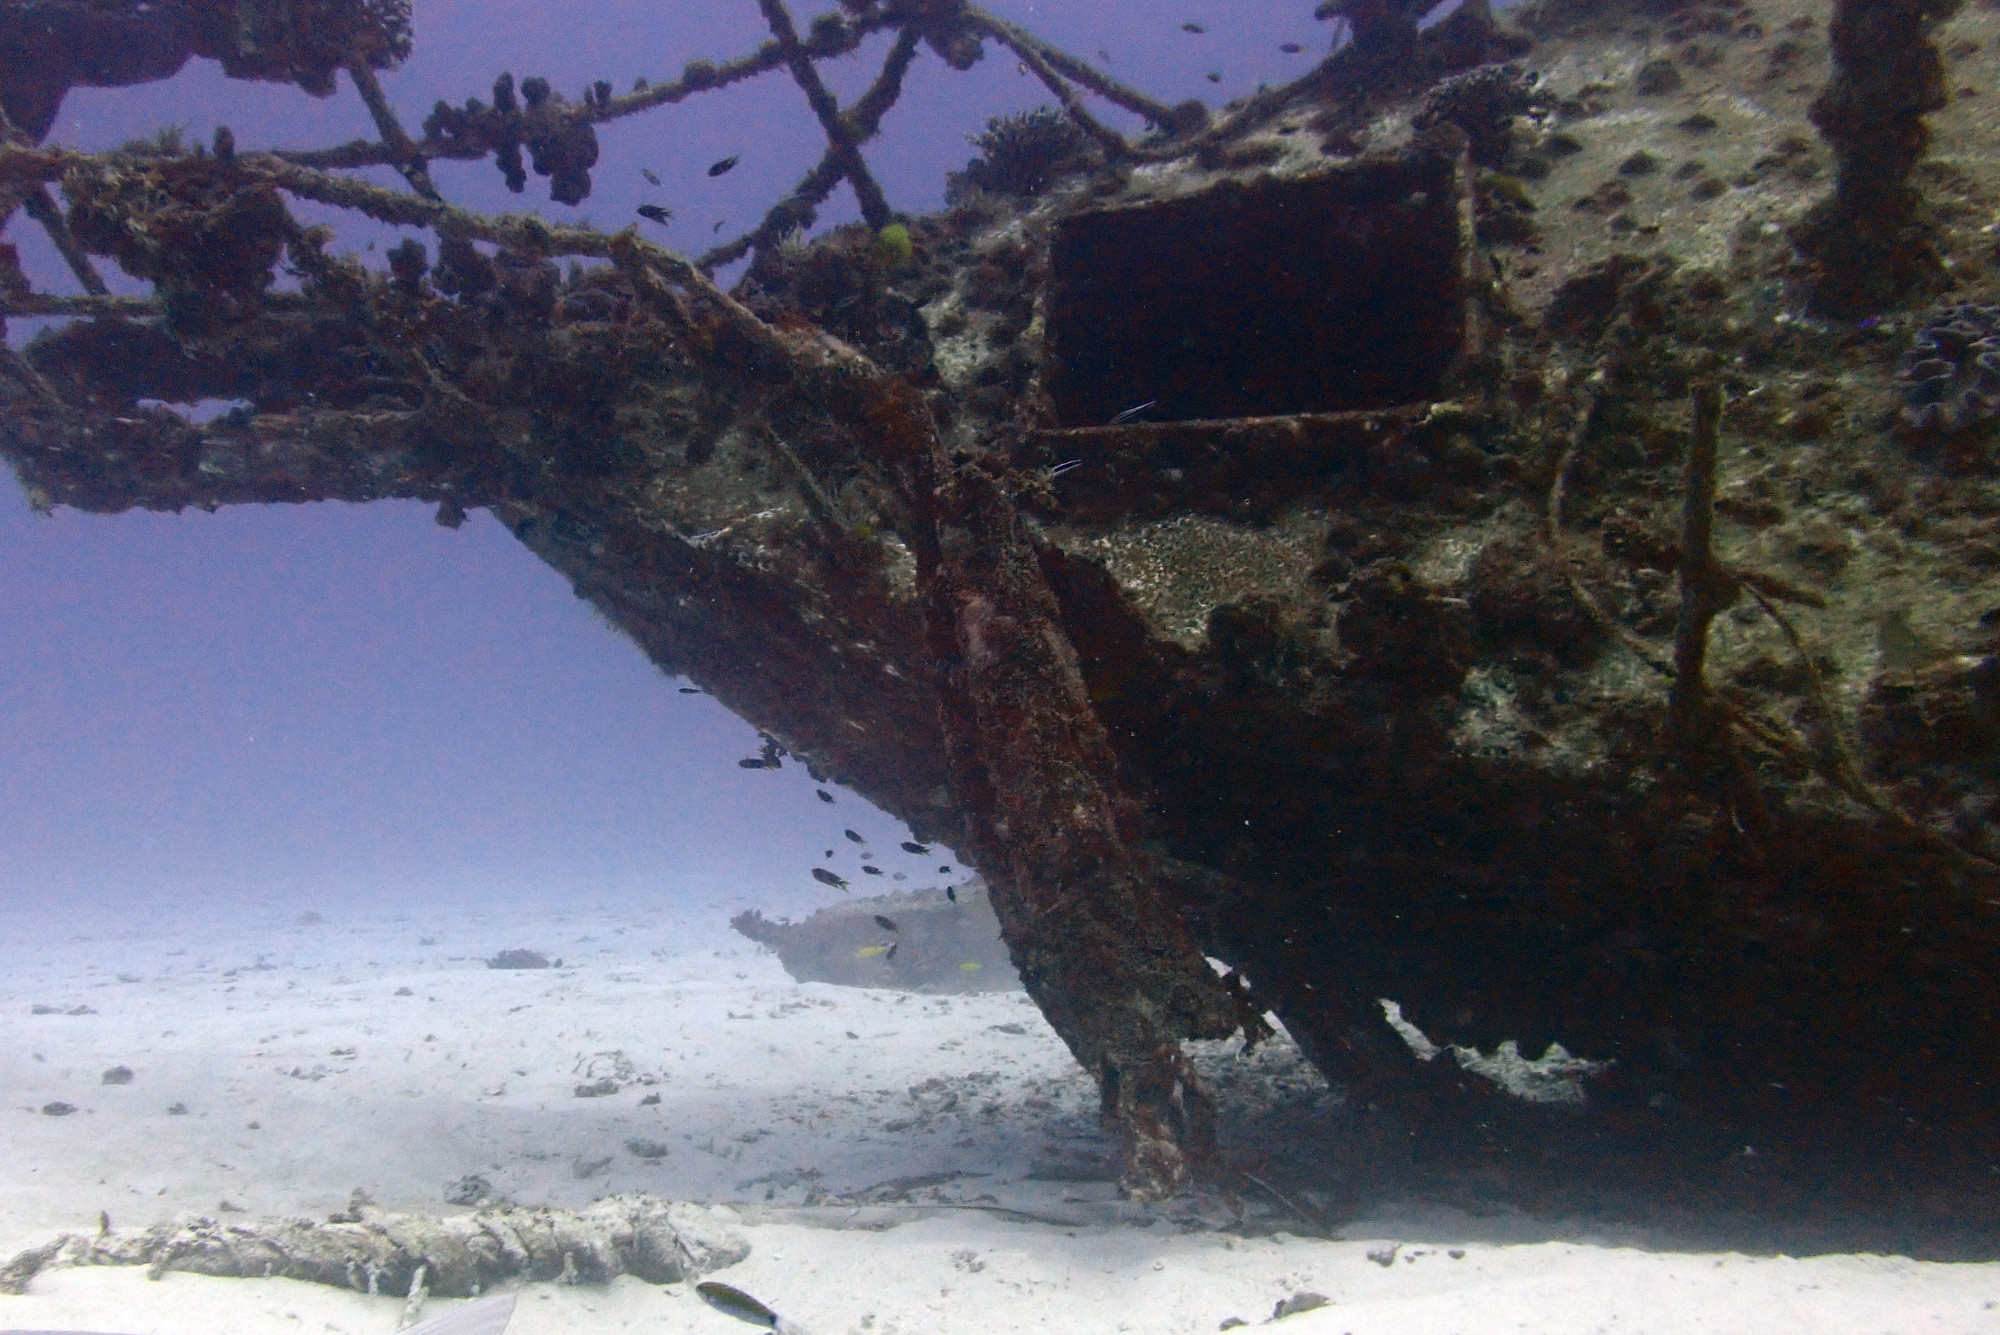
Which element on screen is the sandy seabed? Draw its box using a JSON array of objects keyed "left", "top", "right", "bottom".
[{"left": 1, "top": 887, "right": 1996, "bottom": 1335}]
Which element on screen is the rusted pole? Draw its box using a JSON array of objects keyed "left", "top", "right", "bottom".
[
  {"left": 344, "top": 55, "right": 441, "bottom": 201},
  {"left": 1670, "top": 382, "right": 1730, "bottom": 730},
  {"left": 755, "top": 0, "right": 893, "bottom": 230}
]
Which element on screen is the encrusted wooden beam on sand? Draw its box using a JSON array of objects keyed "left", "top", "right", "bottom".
[{"left": 0, "top": 1194, "right": 748, "bottom": 1299}]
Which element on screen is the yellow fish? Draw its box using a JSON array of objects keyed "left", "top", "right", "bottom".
[
  {"left": 960, "top": 961, "right": 982, "bottom": 972},
  {"left": 856, "top": 944, "right": 890, "bottom": 958}
]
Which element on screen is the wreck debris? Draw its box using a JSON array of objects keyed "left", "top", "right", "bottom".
[{"left": 0, "top": 1194, "right": 748, "bottom": 1298}]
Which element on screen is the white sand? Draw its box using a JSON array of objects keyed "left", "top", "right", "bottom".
[{"left": 2, "top": 888, "right": 1996, "bottom": 1335}]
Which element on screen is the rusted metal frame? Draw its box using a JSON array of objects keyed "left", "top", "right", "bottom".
[
  {"left": 0, "top": 292, "right": 154, "bottom": 318},
  {"left": 698, "top": 27, "right": 922, "bottom": 273},
  {"left": 754, "top": 0, "right": 893, "bottom": 230},
  {"left": 18, "top": 185, "right": 107, "bottom": 296},
  {"left": 259, "top": 158, "right": 610, "bottom": 257},
  {"left": 343, "top": 53, "right": 441, "bottom": 200},
  {"left": 0, "top": 105, "right": 107, "bottom": 298},
  {"left": 609, "top": 230, "right": 796, "bottom": 369},
  {"left": 962, "top": 6, "right": 1178, "bottom": 130},
  {"left": 8, "top": 403, "right": 470, "bottom": 515},
  {"left": 275, "top": 12, "right": 902, "bottom": 173},
  {"left": 0, "top": 144, "right": 67, "bottom": 188},
  {"left": 960, "top": 13, "right": 1135, "bottom": 157},
  {"left": 697, "top": 152, "right": 846, "bottom": 273},
  {"left": 585, "top": 10, "right": 897, "bottom": 122}
]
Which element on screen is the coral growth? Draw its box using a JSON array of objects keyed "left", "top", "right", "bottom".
[{"left": 949, "top": 106, "right": 1094, "bottom": 200}]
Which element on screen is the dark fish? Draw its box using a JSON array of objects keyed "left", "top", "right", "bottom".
[
  {"left": 886, "top": 940, "right": 899, "bottom": 960},
  {"left": 845, "top": 829, "right": 865, "bottom": 843},
  {"left": 940, "top": 865, "right": 952, "bottom": 874},
  {"left": 901, "top": 841, "right": 930, "bottom": 855},
  {"left": 1206, "top": 70, "right": 1222, "bottom": 82},
  {"left": 714, "top": 218, "right": 727, "bottom": 232},
  {"left": 946, "top": 885, "right": 957, "bottom": 902},
  {"left": 1183, "top": 21, "right": 1207, "bottom": 32},
  {"left": 679, "top": 686, "right": 703, "bottom": 694},
  {"left": 1280, "top": 41, "right": 1303, "bottom": 52},
  {"left": 862, "top": 865, "right": 883, "bottom": 876},
  {"left": 708, "top": 155, "right": 740, "bottom": 177},
  {"left": 825, "top": 849, "right": 835, "bottom": 858},
  {"left": 637, "top": 203, "right": 673, "bottom": 224},
  {"left": 737, "top": 757, "right": 769, "bottom": 769},
  {"left": 696, "top": 1280, "right": 780, "bottom": 1329},
  {"left": 1109, "top": 399, "right": 1157, "bottom": 425},
  {"left": 641, "top": 167, "right": 662, "bottom": 186},
  {"left": 812, "top": 868, "right": 850, "bottom": 890},
  {"left": 874, "top": 914, "right": 899, "bottom": 932},
  {"left": 817, "top": 788, "right": 835, "bottom": 803}
]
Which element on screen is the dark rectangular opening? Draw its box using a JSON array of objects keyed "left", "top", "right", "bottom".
[{"left": 1045, "top": 151, "right": 1469, "bottom": 428}]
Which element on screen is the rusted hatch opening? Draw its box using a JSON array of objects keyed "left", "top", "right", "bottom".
[{"left": 1045, "top": 153, "right": 1470, "bottom": 427}]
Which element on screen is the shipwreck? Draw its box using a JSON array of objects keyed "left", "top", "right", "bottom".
[{"left": 5, "top": 0, "right": 2000, "bottom": 1212}]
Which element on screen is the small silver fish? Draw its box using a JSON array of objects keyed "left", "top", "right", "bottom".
[
  {"left": 1048, "top": 458, "right": 1084, "bottom": 477},
  {"left": 697, "top": 1281, "right": 782, "bottom": 1329},
  {"left": 1109, "top": 399, "right": 1157, "bottom": 425}
]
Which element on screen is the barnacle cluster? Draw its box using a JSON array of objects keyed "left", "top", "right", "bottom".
[
  {"left": 422, "top": 71, "right": 600, "bottom": 205},
  {"left": 949, "top": 107, "right": 1093, "bottom": 201},
  {"left": 1896, "top": 303, "right": 2000, "bottom": 432}
]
